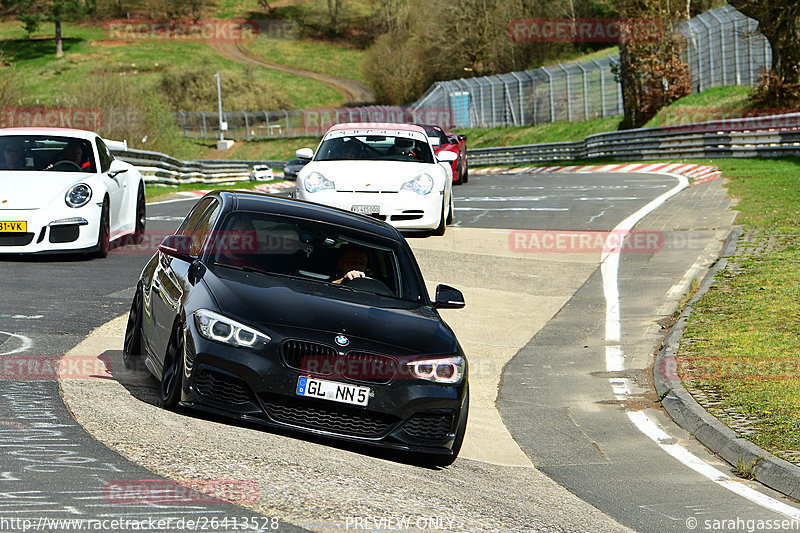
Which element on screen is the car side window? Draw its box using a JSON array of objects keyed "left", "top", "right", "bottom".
[
  {"left": 188, "top": 201, "right": 221, "bottom": 257},
  {"left": 177, "top": 198, "right": 215, "bottom": 236},
  {"left": 95, "top": 138, "right": 112, "bottom": 173}
]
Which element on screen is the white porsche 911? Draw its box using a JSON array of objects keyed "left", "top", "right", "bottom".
[
  {"left": 294, "top": 123, "right": 456, "bottom": 235},
  {"left": 0, "top": 128, "right": 145, "bottom": 257}
]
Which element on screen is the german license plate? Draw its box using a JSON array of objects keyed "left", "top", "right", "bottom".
[
  {"left": 296, "top": 376, "right": 370, "bottom": 406},
  {"left": 0, "top": 221, "right": 26, "bottom": 232},
  {"left": 351, "top": 205, "right": 379, "bottom": 215}
]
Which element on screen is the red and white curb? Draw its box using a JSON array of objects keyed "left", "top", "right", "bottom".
[{"left": 474, "top": 163, "right": 722, "bottom": 184}]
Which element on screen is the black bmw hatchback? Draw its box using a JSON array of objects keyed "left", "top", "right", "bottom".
[{"left": 124, "top": 191, "right": 469, "bottom": 465}]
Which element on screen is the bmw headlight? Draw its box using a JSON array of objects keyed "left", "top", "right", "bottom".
[
  {"left": 401, "top": 173, "right": 434, "bottom": 195},
  {"left": 304, "top": 172, "right": 334, "bottom": 193},
  {"left": 194, "top": 309, "right": 271, "bottom": 350},
  {"left": 65, "top": 183, "right": 92, "bottom": 208},
  {"left": 406, "top": 356, "right": 465, "bottom": 384}
]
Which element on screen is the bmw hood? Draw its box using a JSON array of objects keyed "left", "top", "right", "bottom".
[
  {"left": 0, "top": 171, "right": 88, "bottom": 210},
  {"left": 202, "top": 268, "right": 457, "bottom": 355},
  {"left": 304, "top": 161, "right": 434, "bottom": 192}
]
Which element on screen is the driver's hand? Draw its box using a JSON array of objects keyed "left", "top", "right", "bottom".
[
  {"left": 333, "top": 270, "right": 365, "bottom": 284},
  {"left": 344, "top": 270, "right": 365, "bottom": 281}
]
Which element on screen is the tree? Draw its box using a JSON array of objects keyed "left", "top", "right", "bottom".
[
  {"left": 373, "top": 0, "right": 407, "bottom": 33},
  {"left": 328, "top": 0, "right": 342, "bottom": 34},
  {"left": 728, "top": 0, "right": 800, "bottom": 108},
  {"left": 3, "top": 0, "right": 96, "bottom": 57},
  {"left": 616, "top": 0, "right": 692, "bottom": 128}
]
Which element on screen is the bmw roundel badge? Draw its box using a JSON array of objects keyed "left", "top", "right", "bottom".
[{"left": 335, "top": 335, "right": 349, "bottom": 347}]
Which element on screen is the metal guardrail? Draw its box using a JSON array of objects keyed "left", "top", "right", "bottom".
[
  {"left": 467, "top": 113, "right": 800, "bottom": 166},
  {"left": 112, "top": 113, "right": 800, "bottom": 183},
  {"left": 110, "top": 147, "right": 287, "bottom": 185}
]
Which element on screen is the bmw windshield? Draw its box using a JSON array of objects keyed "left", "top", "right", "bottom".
[{"left": 208, "top": 211, "right": 426, "bottom": 302}]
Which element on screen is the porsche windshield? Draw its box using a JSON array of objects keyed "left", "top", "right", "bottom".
[
  {"left": 0, "top": 135, "right": 96, "bottom": 173},
  {"left": 209, "top": 212, "right": 426, "bottom": 302},
  {"left": 315, "top": 134, "right": 434, "bottom": 163}
]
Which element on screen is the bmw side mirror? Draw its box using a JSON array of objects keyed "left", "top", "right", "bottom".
[
  {"left": 433, "top": 284, "right": 465, "bottom": 309},
  {"left": 158, "top": 234, "right": 193, "bottom": 260},
  {"left": 457, "top": 134, "right": 467, "bottom": 141},
  {"left": 188, "top": 260, "right": 206, "bottom": 285}
]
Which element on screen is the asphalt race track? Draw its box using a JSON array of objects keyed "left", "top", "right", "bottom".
[{"left": 2, "top": 172, "right": 799, "bottom": 532}]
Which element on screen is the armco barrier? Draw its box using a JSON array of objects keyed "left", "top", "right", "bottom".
[
  {"left": 467, "top": 112, "right": 800, "bottom": 166},
  {"left": 110, "top": 147, "right": 286, "bottom": 185},
  {"left": 113, "top": 112, "right": 800, "bottom": 182}
]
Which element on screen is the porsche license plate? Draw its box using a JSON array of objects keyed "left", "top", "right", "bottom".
[
  {"left": 0, "top": 221, "right": 26, "bottom": 233},
  {"left": 296, "top": 376, "right": 370, "bottom": 407},
  {"left": 351, "top": 205, "right": 379, "bottom": 215}
]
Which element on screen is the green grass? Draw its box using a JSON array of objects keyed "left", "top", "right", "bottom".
[
  {"left": 0, "top": 20, "right": 344, "bottom": 109},
  {"left": 145, "top": 177, "right": 279, "bottom": 201},
  {"left": 164, "top": 136, "right": 320, "bottom": 161},
  {"left": 242, "top": 36, "right": 367, "bottom": 83},
  {"left": 676, "top": 156, "right": 800, "bottom": 462},
  {"left": 455, "top": 117, "right": 622, "bottom": 148},
  {"left": 214, "top": 0, "right": 263, "bottom": 19},
  {"left": 544, "top": 45, "right": 619, "bottom": 66},
  {"left": 644, "top": 86, "right": 754, "bottom": 128},
  {"left": 268, "top": 0, "right": 376, "bottom": 22}
]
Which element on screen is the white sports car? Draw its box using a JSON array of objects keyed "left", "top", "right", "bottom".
[
  {"left": 0, "top": 128, "right": 145, "bottom": 257},
  {"left": 294, "top": 123, "right": 456, "bottom": 235}
]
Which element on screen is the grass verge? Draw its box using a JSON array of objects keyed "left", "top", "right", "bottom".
[
  {"left": 675, "top": 156, "right": 800, "bottom": 464},
  {"left": 145, "top": 178, "right": 282, "bottom": 202}
]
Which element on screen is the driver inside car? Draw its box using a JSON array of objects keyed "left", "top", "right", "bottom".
[
  {"left": 331, "top": 244, "right": 368, "bottom": 284},
  {"left": 62, "top": 140, "right": 91, "bottom": 170},
  {"left": 0, "top": 139, "right": 26, "bottom": 170},
  {"left": 334, "top": 139, "right": 361, "bottom": 160},
  {"left": 46, "top": 140, "right": 90, "bottom": 171}
]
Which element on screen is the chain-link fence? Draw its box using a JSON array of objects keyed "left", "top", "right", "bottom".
[
  {"left": 681, "top": 4, "right": 771, "bottom": 92},
  {"left": 177, "top": 5, "right": 772, "bottom": 138}
]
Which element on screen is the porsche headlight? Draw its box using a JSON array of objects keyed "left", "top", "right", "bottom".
[
  {"left": 401, "top": 173, "right": 434, "bottom": 195},
  {"left": 65, "top": 183, "right": 92, "bottom": 208},
  {"left": 194, "top": 309, "right": 271, "bottom": 350},
  {"left": 406, "top": 356, "right": 465, "bottom": 384},
  {"left": 304, "top": 172, "right": 334, "bottom": 193}
]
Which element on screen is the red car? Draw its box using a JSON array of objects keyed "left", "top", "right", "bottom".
[{"left": 418, "top": 124, "right": 468, "bottom": 185}]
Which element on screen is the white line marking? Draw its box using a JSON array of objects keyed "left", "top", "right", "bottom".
[
  {"left": 666, "top": 262, "right": 707, "bottom": 299},
  {"left": 0, "top": 331, "right": 32, "bottom": 355},
  {"left": 601, "top": 173, "right": 800, "bottom": 520},
  {"left": 455, "top": 207, "right": 569, "bottom": 212}
]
